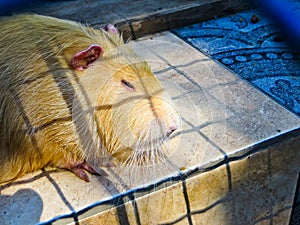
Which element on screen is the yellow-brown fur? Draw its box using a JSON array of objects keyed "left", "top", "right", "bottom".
[{"left": 0, "top": 14, "right": 178, "bottom": 183}]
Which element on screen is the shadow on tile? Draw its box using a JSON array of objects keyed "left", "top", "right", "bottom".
[{"left": 0, "top": 188, "right": 43, "bottom": 225}]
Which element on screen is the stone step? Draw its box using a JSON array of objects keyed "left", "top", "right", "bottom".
[
  {"left": 0, "top": 31, "right": 299, "bottom": 225},
  {"left": 0, "top": 0, "right": 251, "bottom": 39}
]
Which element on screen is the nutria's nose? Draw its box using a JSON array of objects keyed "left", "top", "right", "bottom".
[{"left": 166, "top": 123, "right": 178, "bottom": 137}]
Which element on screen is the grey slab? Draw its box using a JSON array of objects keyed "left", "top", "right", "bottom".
[{"left": 1, "top": 0, "right": 251, "bottom": 39}]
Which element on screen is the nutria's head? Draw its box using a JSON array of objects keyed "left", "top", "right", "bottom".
[
  {"left": 91, "top": 51, "right": 179, "bottom": 163},
  {"left": 93, "top": 58, "right": 180, "bottom": 165},
  {"left": 71, "top": 25, "right": 180, "bottom": 166}
]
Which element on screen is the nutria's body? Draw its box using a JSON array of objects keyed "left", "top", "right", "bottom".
[{"left": 0, "top": 15, "right": 179, "bottom": 183}]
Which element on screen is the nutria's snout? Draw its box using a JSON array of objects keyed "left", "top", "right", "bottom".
[
  {"left": 158, "top": 110, "right": 180, "bottom": 139},
  {"left": 154, "top": 98, "right": 180, "bottom": 139},
  {"left": 166, "top": 123, "right": 178, "bottom": 137}
]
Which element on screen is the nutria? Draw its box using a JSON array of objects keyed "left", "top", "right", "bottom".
[{"left": 0, "top": 14, "right": 179, "bottom": 183}]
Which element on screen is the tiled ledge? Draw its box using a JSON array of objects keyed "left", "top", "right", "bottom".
[
  {"left": 70, "top": 130, "right": 300, "bottom": 225},
  {"left": 0, "top": 32, "right": 299, "bottom": 225}
]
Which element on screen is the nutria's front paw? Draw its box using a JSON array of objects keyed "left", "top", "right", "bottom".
[
  {"left": 61, "top": 160, "right": 109, "bottom": 182},
  {"left": 69, "top": 161, "right": 99, "bottom": 182}
]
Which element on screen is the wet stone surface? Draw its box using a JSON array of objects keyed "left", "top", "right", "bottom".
[{"left": 173, "top": 8, "right": 300, "bottom": 115}]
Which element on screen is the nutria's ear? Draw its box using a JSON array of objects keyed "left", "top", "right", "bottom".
[
  {"left": 71, "top": 45, "right": 103, "bottom": 71},
  {"left": 104, "top": 24, "right": 118, "bottom": 34}
]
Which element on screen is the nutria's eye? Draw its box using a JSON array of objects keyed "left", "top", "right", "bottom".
[{"left": 121, "top": 79, "right": 135, "bottom": 91}]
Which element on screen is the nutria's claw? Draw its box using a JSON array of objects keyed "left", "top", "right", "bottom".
[
  {"left": 100, "top": 161, "right": 116, "bottom": 167},
  {"left": 71, "top": 167, "right": 90, "bottom": 182},
  {"left": 70, "top": 161, "right": 108, "bottom": 182}
]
